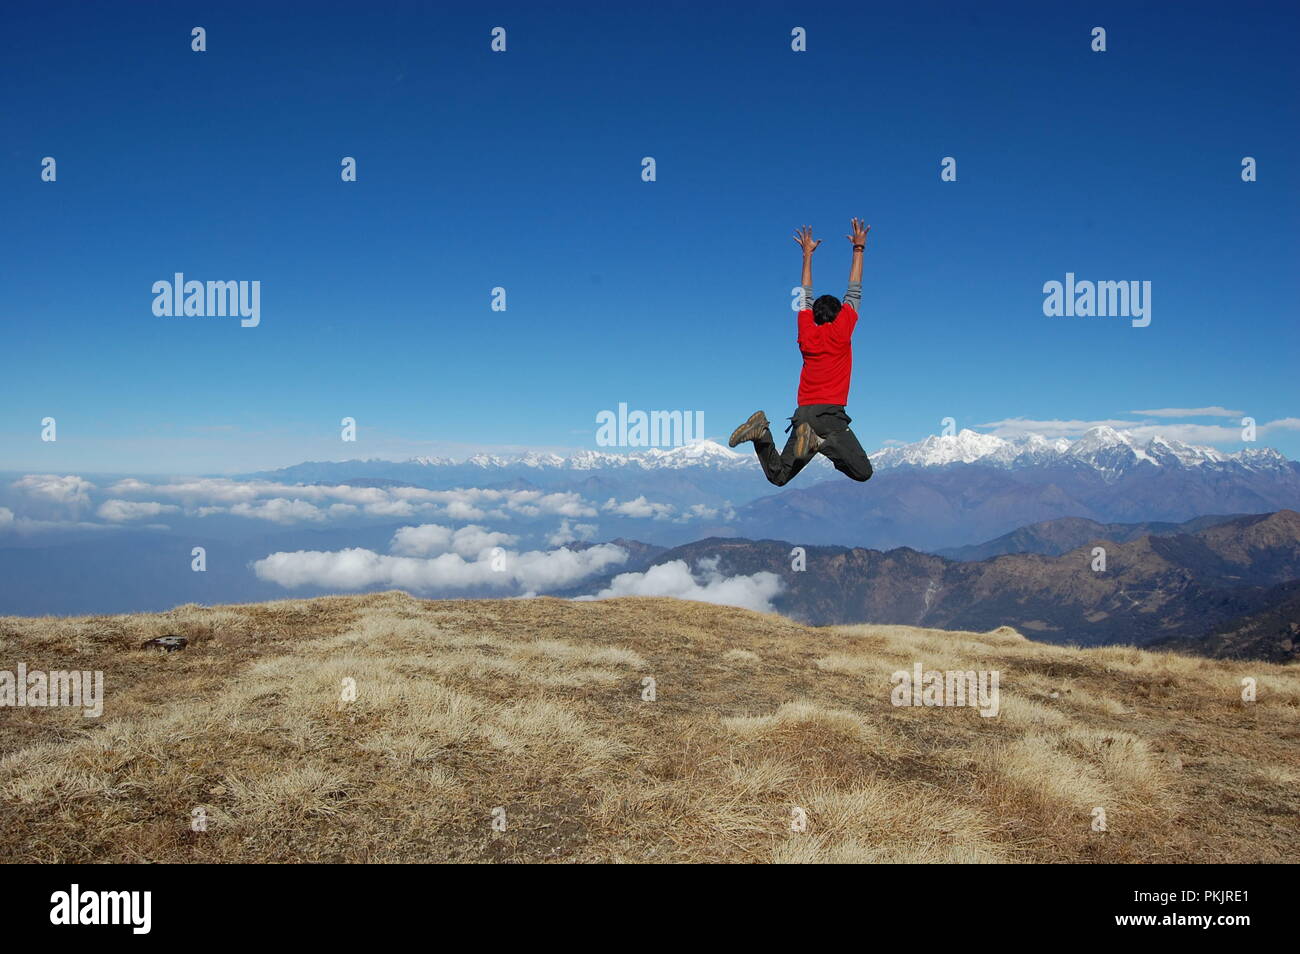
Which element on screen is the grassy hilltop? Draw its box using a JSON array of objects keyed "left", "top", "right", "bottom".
[{"left": 1, "top": 591, "right": 1297, "bottom": 863}]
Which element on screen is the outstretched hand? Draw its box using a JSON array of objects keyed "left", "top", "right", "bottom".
[
  {"left": 847, "top": 217, "right": 870, "bottom": 248},
  {"left": 793, "top": 225, "right": 822, "bottom": 256}
]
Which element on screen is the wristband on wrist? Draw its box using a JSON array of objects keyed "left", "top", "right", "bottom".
[{"left": 853, "top": 244, "right": 865, "bottom": 251}]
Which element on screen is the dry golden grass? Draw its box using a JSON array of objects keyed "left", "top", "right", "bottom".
[{"left": 1, "top": 591, "right": 1296, "bottom": 863}]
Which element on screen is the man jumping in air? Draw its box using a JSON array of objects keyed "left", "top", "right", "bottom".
[{"left": 728, "top": 218, "right": 874, "bottom": 486}]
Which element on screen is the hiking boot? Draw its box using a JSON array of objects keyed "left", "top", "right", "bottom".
[
  {"left": 794, "top": 421, "right": 823, "bottom": 458},
  {"left": 728, "top": 410, "right": 770, "bottom": 447}
]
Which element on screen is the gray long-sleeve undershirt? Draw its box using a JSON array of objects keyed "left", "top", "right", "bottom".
[{"left": 802, "top": 281, "right": 861, "bottom": 310}]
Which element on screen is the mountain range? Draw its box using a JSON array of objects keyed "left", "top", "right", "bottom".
[
  {"left": 249, "top": 426, "right": 1293, "bottom": 484},
  {"left": 563, "top": 510, "right": 1300, "bottom": 660},
  {"left": 1150, "top": 579, "right": 1300, "bottom": 662},
  {"left": 245, "top": 427, "right": 1300, "bottom": 552},
  {"left": 933, "top": 513, "right": 1248, "bottom": 560},
  {"left": 730, "top": 428, "right": 1300, "bottom": 550}
]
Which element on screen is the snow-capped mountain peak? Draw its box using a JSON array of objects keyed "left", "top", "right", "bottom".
[
  {"left": 1236, "top": 445, "right": 1290, "bottom": 469},
  {"left": 408, "top": 439, "right": 750, "bottom": 473},
  {"left": 268, "top": 432, "right": 1290, "bottom": 483},
  {"left": 1067, "top": 424, "right": 1130, "bottom": 453},
  {"left": 1065, "top": 425, "right": 1154, "bottom": 470},
  {"left": 635, "top": 440, "right": 746, "bottom": 466},
  {"left": 876, "top": 429, "right": 1014, "bottom": 468},
  {"left": 1145, "top": 435, "right": 1227, "bottom": 467},
  {"left": 868, "top": 426, "right": 1289, "bottom": 477},
  {"left": 1021, "top": 433, "right": 1073, "bottom": 456},
  {"left": 465, "top": 453, "right": 515, "bottom": 468},
  {"left": 517, "top": 451, "right": 567, "bottom": 468}
]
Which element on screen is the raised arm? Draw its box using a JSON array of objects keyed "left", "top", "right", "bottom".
[
  {"left": 793, "top": 225, "right": 820, "bottom": 307},
  {"left": 844, "top": 217, "right": 869, "bottom": 309}
]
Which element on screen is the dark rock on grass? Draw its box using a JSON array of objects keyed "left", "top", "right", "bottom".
[{"left": 142, "top": 635, "right": 188, "bottom": 652}]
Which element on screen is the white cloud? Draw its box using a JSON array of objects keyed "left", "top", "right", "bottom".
[
  {"left": 253, "top": 547, "right": 413, "bottom": 589},
  {"left": 230, "top": 498, "right": 328, "bottom": 524},
  {"left": 977, "top": 415, "right": 1300, "bottom": 447},
  {"left": 107, "top": 476, "right": 263, "bottom": 505},
  {"left": 361, "top": 499, "right": 425, "bottom": 518},
  {"left": 390, "top": 523, "right": 454, "bottom": 556},
  {"left": 527, "top": 492, "right": 598, "bottom": 518},
  {"left": 448, "top": 525, "right": 519, "bottom": 559},
  {"left": 9, "top": 518, "right": 124, "bottom": 533},
  {"left": 96, "top": 499, "right": 181, "bottom": 522},
  {"left": 103, "top": 478, "right": 600, "bottom": 524},
  {"left": 678, "top": 502, "right": 735, "bottom": 523},
  {"left": 444, "top": 500, "right": 487, "bottom": 521},
  {"left": 602, "top": 495, "right": 675, "bottom": 520},
  {"left": 252, "top": 539, "right": 628, "bottom": 594},
  {"left": 508, "top": 544, "right": 627, "bottom": 591},
  {"left": 0, "top": 507, "right": 13, "bottom": 529},
  {"left": 577, "top": 559, "right": 783, "bottom": 614},
  {"left": 547, "top": 518, "right": 597, "bottom": 546},
  {"left": 13, "top": 474, "right": 96, "bottom": 506},
  {"left": 390, "top": 523, "right": 519, "bottom": 559},
  {"left": 1128, "top": 406, "right": 1245, "bottom": 418},
  {"left": 599, "top": 498, "right": 731, "bottom": 525},
  {"left": 1120, "top": 422, "right": 1251, "bottom": 444},
  {"left": 8, "top": 476, "right": 562, "bottom": 531},
  {"left": 1260, "top": 417, "right": 1300, "bottom": 435},
  {"left": 695, "top": 555, "right": 720, "bottom": 574},
  {"left": 976, "top": 418, "right": 1140, "bottom": 440}
]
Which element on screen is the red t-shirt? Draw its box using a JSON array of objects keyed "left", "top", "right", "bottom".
[{"left": 796, "top": 302, "right": 857, "bottom": 406}]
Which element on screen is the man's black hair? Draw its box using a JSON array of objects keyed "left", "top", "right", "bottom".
[{"left": 813, "top": 294, "right": 841, "bottom": 325}]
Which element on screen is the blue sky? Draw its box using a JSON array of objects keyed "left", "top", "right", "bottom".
[{"left": 3, "top": 0, "right": 1297, "bottom": 473}]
